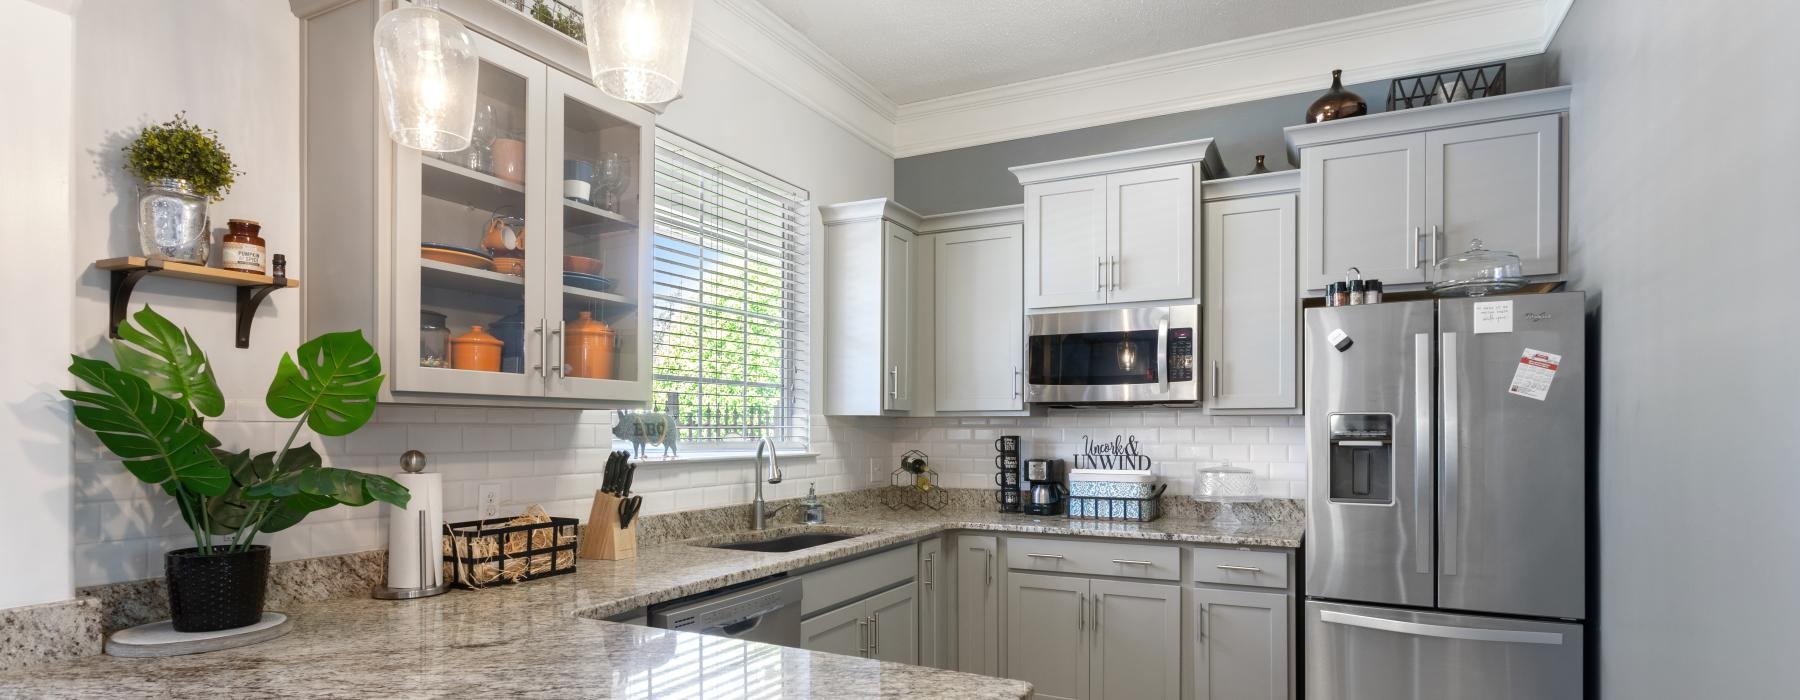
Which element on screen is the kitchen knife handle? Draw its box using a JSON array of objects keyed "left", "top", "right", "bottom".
[
  {"left": 1441, "top": 331, "right": 1461, "bottom": 576},
  {"left": 1414, "top": 332, "right": 1434, "bottom": 575}
]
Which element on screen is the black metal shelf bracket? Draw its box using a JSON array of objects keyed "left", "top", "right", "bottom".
[
  {"left": 107, "top": 267, "right": 158, "bottom": 340},
  {"left": 235, "top": 266, "right": 288, "bottom": 349}
]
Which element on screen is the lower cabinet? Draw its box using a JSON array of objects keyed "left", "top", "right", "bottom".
[
  {"left": 918, "top": 537, "right": 949, "bottom": 669},
  {"left": 1192, "top": 588, "right": 1292, "bottom": 700},
  {"left": 956, "top": 535, "right": 1001, "bottom": 675},
  {"left": 800, "top": 584, "right": 916, "bottom": 663},
  {"left": 1005, "top": 572, "right": 1182, "bottom": 700}
]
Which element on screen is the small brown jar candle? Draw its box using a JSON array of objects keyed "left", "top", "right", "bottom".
[{"left": 221, "top": 219, "right": 267, "bottom": 274}]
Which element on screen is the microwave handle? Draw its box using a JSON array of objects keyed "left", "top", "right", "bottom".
[{"left": 1156, "top": 318, "right": 1170, "bottom": 394}]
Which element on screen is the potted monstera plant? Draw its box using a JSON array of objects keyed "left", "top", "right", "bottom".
[{"left": 64, "top": 307, "right": 408, "bottom": 632}]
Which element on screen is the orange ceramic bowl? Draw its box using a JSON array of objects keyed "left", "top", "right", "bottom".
[
  {"left": 491, "top": 257, "right": 525, "bottom": 276},
  {"left": 563, "top": 255, "right": 603, "bottom": 275}
]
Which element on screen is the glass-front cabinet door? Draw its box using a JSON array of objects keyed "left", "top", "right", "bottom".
[
  {"left": 542, "top": 70, "right": 653, "bottom": 402},
  {"left": 393, "top": 33, "right": 549, "bottom": 398}
]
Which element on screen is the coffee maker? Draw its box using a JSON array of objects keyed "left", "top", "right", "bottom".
[{"left": 1021, "top": 458, "right": 1065, "bottom": 516}]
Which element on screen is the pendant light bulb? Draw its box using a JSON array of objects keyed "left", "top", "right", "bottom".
[
  {"left": 374, "top": 0, "right": 480, "bottom": 152},
  {"left": 583, "top": 0, "right": 694, "bottom": 104}
]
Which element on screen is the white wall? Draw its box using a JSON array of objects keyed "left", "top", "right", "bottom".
[
  {"left": 0, "top": 0, "right": 75, "bottom": 609},
  {"left": 1546, "top": 1, "right": 1800, "bottom": 696},
  {"left": 52, "top": 0, "right": 896, "bottom": 588}
]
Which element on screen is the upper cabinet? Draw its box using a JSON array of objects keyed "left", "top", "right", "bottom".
[
  {"left": 823, "top": 199, "right": 920, "bottom": 416},
  {"left": 1286, "top": 87, "right": 1569, "bottom": 291},
  {"left": 1013, "top": 140, "right": 1219, "bottom": 310},
  {"left": 1202, "top": 172, "right": 1300, "bottom": 413},
  {"left": 922, "top": 207, "right": 1026, "bottom": 413},
  {"left": 299, "top": 1, "right": 653, "bottom": 406}
]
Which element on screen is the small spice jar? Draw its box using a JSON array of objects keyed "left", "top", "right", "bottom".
[
  {"left": 1366, "top": 280, "right": 1384, "bottom": 303},
  {"left": 1348, "top": 279, "right": 1366, "bottom": 305},
  {"left": 221, "top": 219, "right": 268, "bottom": 274},
  {"left": 1327, "top": 282, "right": 1348, "bottom": 307}
]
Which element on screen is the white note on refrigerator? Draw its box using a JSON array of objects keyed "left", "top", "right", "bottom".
[
  {"left": 1473, "top": 300, "right": 1513, "bottom": 334},
  {"left": 1509, "top": 348, "right": 1561, "bottom": 401}
]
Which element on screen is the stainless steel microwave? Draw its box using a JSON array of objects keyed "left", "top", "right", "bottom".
[{"left": 1025, "top": 305, "right": 1198, "bottom": 404}]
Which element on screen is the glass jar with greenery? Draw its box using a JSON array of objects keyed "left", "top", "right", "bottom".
[{"left": 124, "top": 113, "right": 242, "bottom": 265}]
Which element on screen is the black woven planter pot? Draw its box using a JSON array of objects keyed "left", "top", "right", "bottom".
[{"left": 165, "top": 545, "right": 270, "bottom": 632}]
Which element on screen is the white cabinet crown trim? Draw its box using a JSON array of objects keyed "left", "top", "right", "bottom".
[
  {"left": 1202, "top": 171, "right": 1302, "bottom": 202},
  {"left": 917, "top": 205, "right": 1025, "bottom": 234},
  {"left": 819, "top": 197, "right": 924, "bottom": 230},
  {"left": 1011, "top": 138, "right": 1220, "bottom": 185},
  {"left": 1282, "top": 86, "right": 1572, "bottom": 163}
]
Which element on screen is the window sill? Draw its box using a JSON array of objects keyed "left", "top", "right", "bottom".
[{"left": 621, "top": 451, "right": 819, "bottom": 467}]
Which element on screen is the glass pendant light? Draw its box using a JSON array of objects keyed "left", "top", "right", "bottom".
[
  {"left": 374, "top": 0, "right": 480, "bottom": 152},
  {"left": 582, "top": 0, "right": 694, "bottom": 104}
]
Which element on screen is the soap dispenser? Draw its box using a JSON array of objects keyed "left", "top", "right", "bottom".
[{"left": 802, "top": 483, "right": 825, "bottom": 524}]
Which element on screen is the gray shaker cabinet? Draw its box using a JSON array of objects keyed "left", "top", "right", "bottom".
[
  {"left": 1288, "top": 87, "right": 1570, "bottom": 292},
  {"left": 1090, "top": 579, "right": 1182, "bottom": 700},
  {"left": 1202, "top": 176, "right": 1300, "bottom": 413},
  {"left": 1006, "top": 572, "right": 1090, "bottom": 700},
  {"left": 1192, "top": 587, "right": 1292, "bottom": 700},
  {"left": 956, "top": 535, "right": 1001, "bottom": 676},
  {"left": 800, "top": 602, "right": 868, "bottom": 658},
  {"left": 917, "top": 537, "right": 949, "bottom": 668}
]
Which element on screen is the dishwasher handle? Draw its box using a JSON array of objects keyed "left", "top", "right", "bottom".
[{"left": 714, "top": 615, "right": 765, "bottom": 637}]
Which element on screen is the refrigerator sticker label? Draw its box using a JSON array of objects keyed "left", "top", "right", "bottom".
[
  {"left": 1473, "top": 300, "right": 1513, "bottom": 334},
  {"left": 1509, "top": 349, "right": 1560, "bottom": 401}
]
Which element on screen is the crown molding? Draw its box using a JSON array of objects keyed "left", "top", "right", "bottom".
[
  {"left": 890, "top": 0, "right": 1568, "bottom": 157},
  {"left": 693, "top": 0, "right": 898, "bottom": 155}
]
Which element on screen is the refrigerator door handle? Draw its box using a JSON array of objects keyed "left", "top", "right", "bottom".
[
  {"left": 1319, "top": 610, "right": 1565, "bottom": 645},
  {"left": 1413, "top": 332, "right": 1433, "bottom": 575},
  {"left": 1440, "top": 331, "right": 1461, "bottom": 576}
]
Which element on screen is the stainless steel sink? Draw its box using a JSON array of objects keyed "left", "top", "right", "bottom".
[{"left": 707, "top": 532, "right": 859, "bottom": 553}]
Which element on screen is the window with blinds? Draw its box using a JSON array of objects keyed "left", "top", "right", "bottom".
[{"left": 647, "top": 131, "right": 810, "bottom": 452}]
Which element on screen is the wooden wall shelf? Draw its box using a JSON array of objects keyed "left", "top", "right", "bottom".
[{"left": 95, "top": 257, "right": 300, "bottom": 349}]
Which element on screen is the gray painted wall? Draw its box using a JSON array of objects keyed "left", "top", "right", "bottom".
[
  {"left": 1544, "top": 1, "right": 1800, "bottom": 697},
  {"left": 894, "top": 55, "right": 1548, "bottom": 215}
]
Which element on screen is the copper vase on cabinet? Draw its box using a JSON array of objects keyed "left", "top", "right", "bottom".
[{"left": 1306, "top": 69, "right": 1368, "bottom": 123}]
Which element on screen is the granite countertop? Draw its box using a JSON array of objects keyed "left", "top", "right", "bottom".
[{"left": 0, "top": 505, "right": 1300, "bottom": 698}]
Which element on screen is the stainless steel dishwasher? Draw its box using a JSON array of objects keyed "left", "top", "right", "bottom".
[{"left": 647, "top": 576, "right": 803, "bottom": 647}]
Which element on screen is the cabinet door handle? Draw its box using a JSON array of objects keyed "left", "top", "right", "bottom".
[
  {"left": 1430, "top": 224, "right": 1443, "bottom": 265},
  {"left": 1110, "top": 256, "right": 1120, "bottom": 290},
  {"left": 553, "top": 321, "right": 566, "bottom": 378},
  {"left": 1078, "top": 593, "right": 1085, "bottom": 632},
  {"left": 1409, "top": 226, "right": 1424, "bottom": 269},
  {"left": 889, "top": 366, "right": 898, "bottom": 400},
  {"left": 1197, "top": 602, "right": 1207, "bottom": 641},
  {"left": 1210, "top": 360, "right": 1221, "bottom": 399},
  {"left": 870, "top": 613, "right": 879, "bottom": 655},
  {"left": 858, "top": 617, "right": 869, "bottom": 657},
  {"left": 533, "top": 320, "right": 547, "bottom": 378},
  {"left": 1026, "top": 553, "right": 1064, "bottom": 561},
  {"left": 1094, "top": 595, "right": 1102, "bottom": 632},
  {"left": 1096, "top": 256, "right": 1104, "bottom": 294},
  {"left": 924, "top": 553, "right": 933, "bottom": 587},
  {"left": 1215, "top": 564, "right": 1263, "bottom": 573},
  {"left": 1012, "top": 366, "right": 1021, "bottom": 398},
  {"left": 986, "top": 550, "right": 993, "bottom": 586},
  {"left": 1112, "top": 559, "right": 1154, "bottom": 567}
]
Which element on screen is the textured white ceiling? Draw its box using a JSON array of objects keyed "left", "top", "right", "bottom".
[{"left": 755, "top": 0, "right": 1435, "bottom": 103}]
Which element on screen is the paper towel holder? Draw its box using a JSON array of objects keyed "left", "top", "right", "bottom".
[{"left": 373, "top": 451, "right": 450, "bottom": 600}]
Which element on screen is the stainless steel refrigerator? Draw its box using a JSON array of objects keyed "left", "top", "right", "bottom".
[{"left": 1303, "top": 292, "right": 1585, "bottom": 700}]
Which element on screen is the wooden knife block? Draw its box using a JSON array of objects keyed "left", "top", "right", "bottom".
[{"left": 578, "top": 491, "right": 637, "bottom": 561}]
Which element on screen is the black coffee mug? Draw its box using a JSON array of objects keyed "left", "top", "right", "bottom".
[
  {"left": 995, "top": 453, "right": 1019, "bottom": 470},
  {"left": 994, "top": 435, "right": 1020, "bottom": 453}
]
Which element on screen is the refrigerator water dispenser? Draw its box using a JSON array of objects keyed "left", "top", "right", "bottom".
[{"left": 1327, "top": 413, "right": 1393, "bottom": 504}]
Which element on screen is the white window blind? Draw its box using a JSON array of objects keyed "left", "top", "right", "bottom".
[{"left": 650, "top": 131, "right": 811, "bottom": 451}]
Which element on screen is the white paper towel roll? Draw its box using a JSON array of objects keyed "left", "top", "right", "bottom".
[{"left": 385, "top": 472, "right": 444, "bottom": 590}]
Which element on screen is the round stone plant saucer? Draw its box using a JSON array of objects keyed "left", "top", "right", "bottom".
[{"left": 104, "top": 612, "right": 292, "bottom": 658}]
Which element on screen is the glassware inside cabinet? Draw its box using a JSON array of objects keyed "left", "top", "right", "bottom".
[{"left": 414, "top": 58, "right": 532, "bottom": 377}]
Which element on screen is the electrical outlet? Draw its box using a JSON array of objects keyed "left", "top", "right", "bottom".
[{"left": 478, "top": 483, "right": 503, "bottom": 519}]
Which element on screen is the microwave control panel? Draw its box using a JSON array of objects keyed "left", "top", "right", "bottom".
[{"left": 1168, "top": 328, "right": 1194, "bottom": 381}]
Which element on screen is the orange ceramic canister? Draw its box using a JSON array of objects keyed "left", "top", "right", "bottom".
[
  {"left": 450, "top": 325, "right": 504, "bottom": 372},
  {"left": 564, "top": 312, "right": 615, "bottom": 379}
]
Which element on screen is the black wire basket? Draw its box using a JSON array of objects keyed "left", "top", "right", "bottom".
[
  {"left": 442, "top": 515, "right": 579, "bottom": 588},
  {"left": 1387, "top": 63, "right": 1507, "bottom": 110}
]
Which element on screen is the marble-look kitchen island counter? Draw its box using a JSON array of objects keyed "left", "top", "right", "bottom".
[{"left": 0, "top": 505, "right": 1301, "bottom": 698}]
